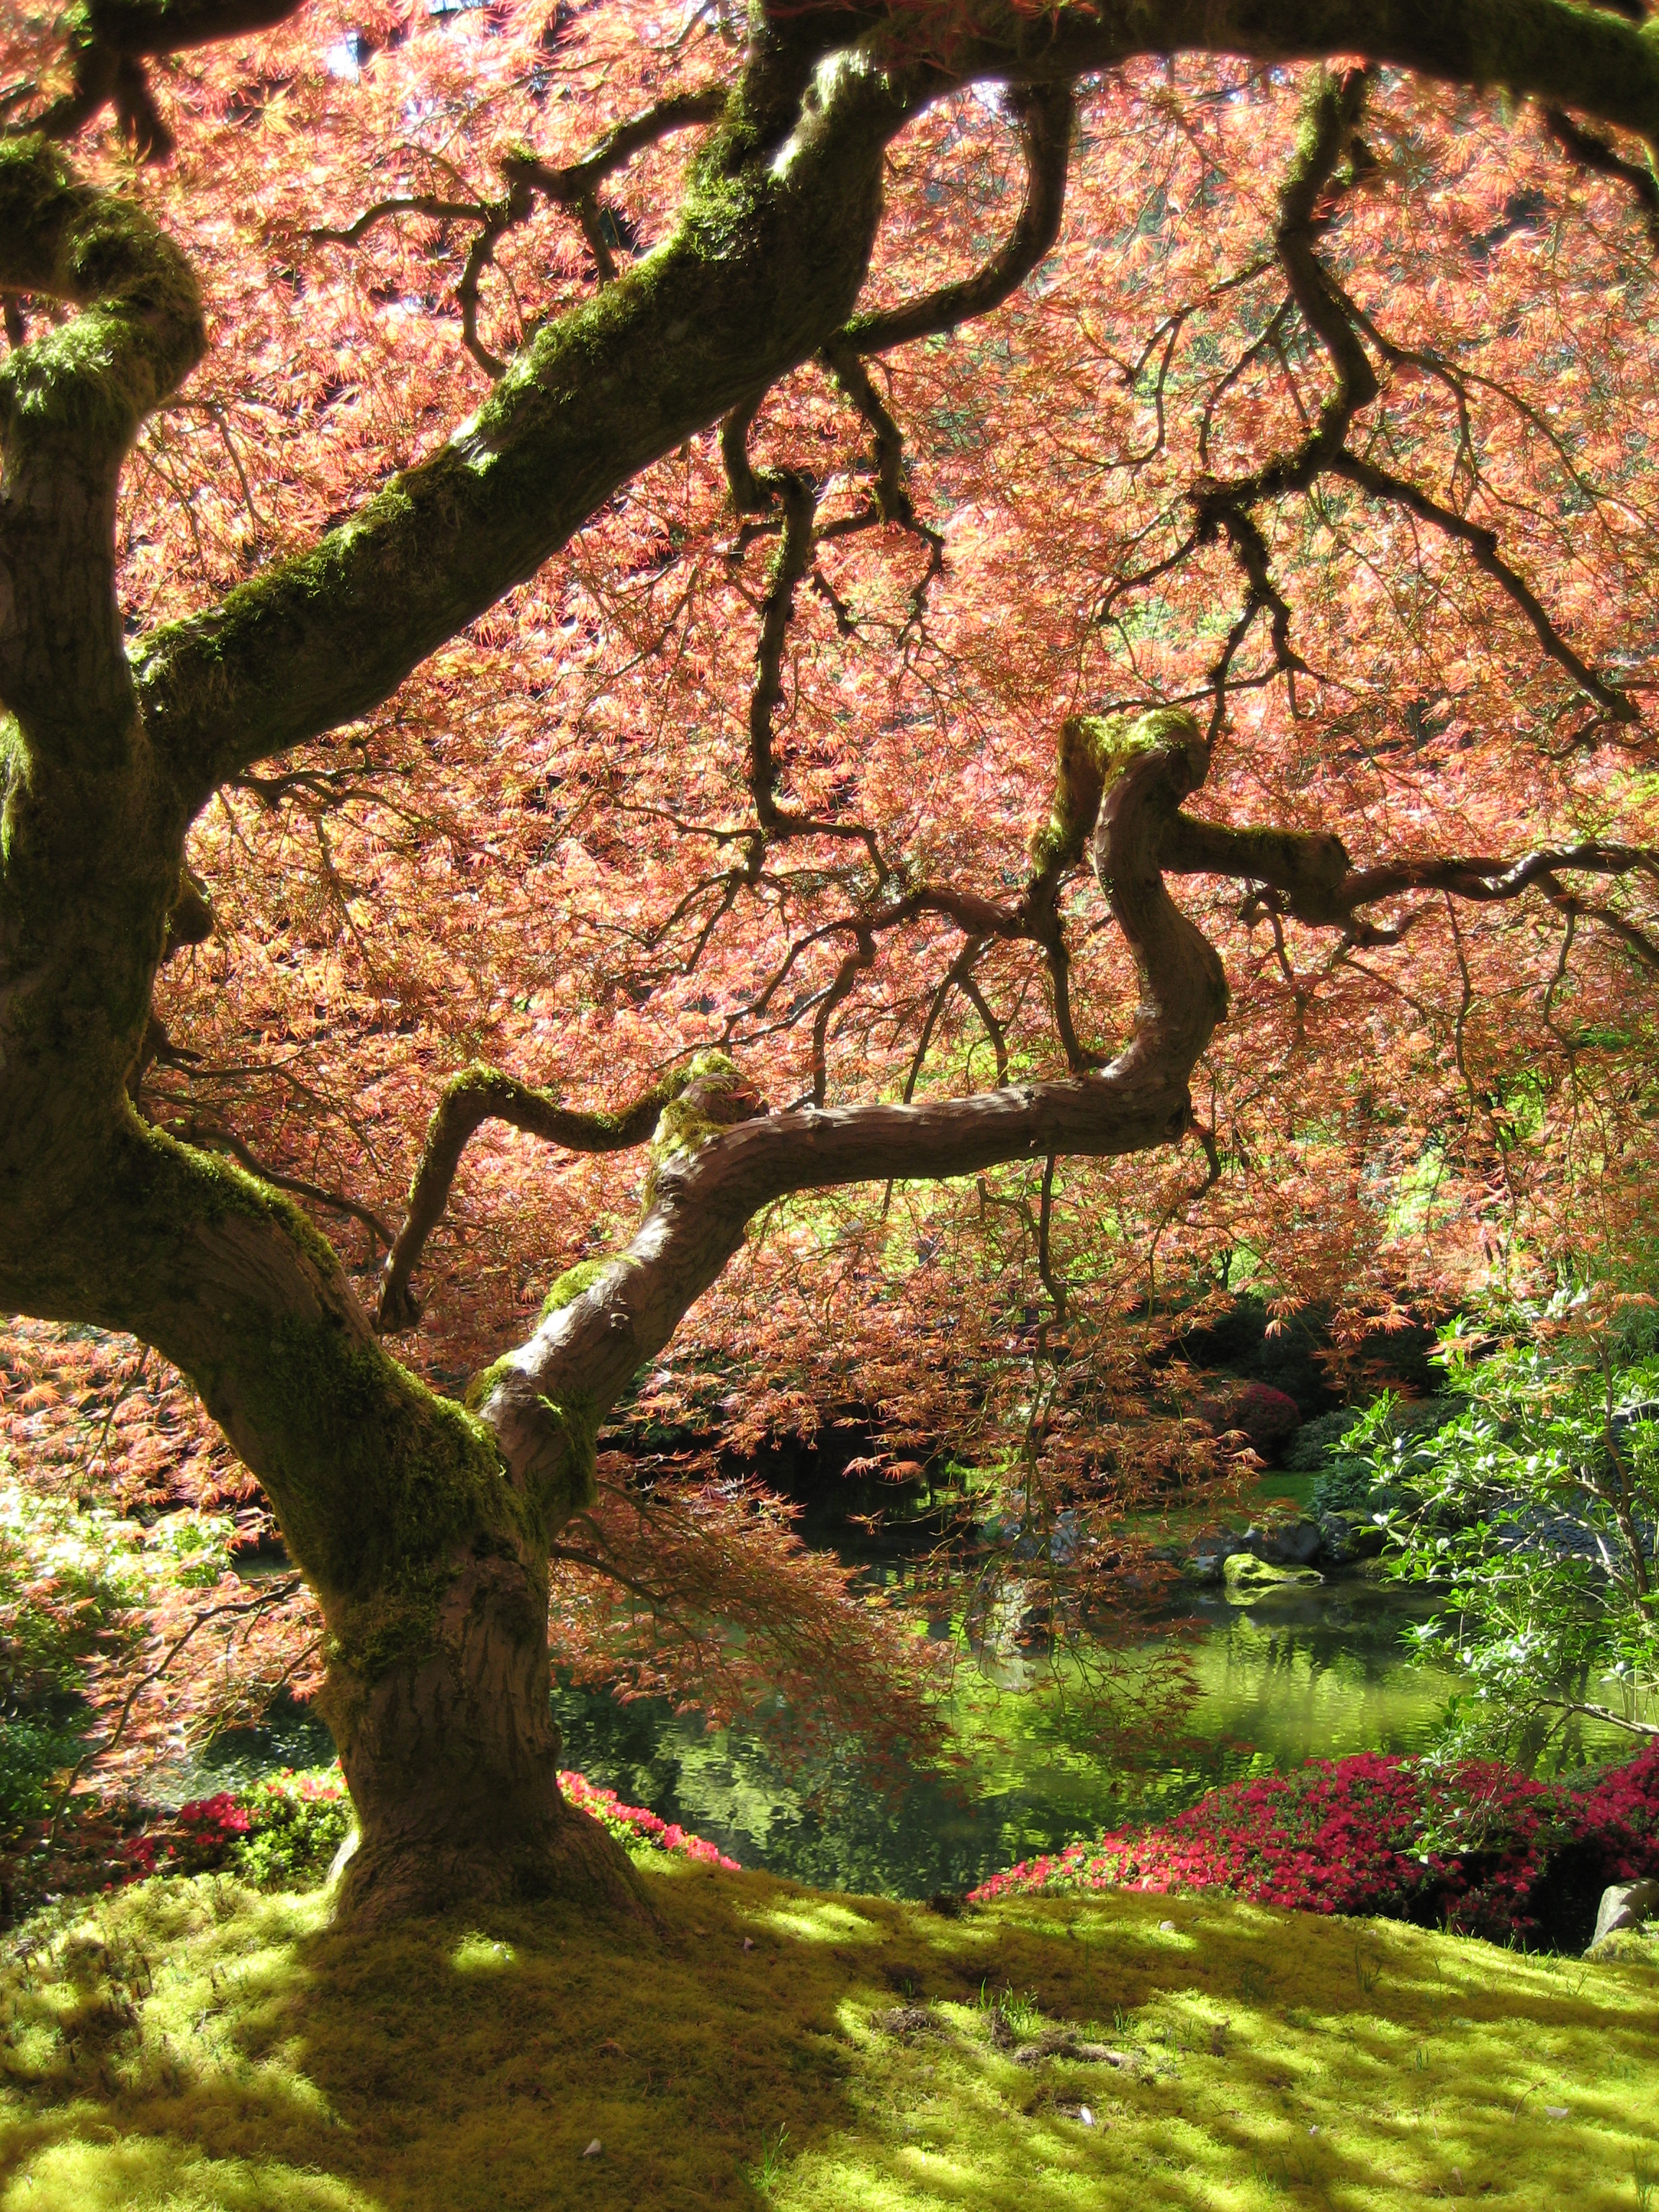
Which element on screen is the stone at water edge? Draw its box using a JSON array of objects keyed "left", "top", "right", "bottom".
[
  {"left": 1317, "top": 1512, "right": 1385, "bottom": 1565},
  {"left": 1222, "top": 1551, "right": 1321, "bottom": 1596},
  {"left": 1253, "top": 1517, "right": 1324, "bottom": 1567},
  {"left": 1588, "top": 1878, "right": 1659, "bottom": 1951}
]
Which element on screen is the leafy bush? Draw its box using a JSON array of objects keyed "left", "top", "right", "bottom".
[
  {"left": 122, "top": 1768, "right": 351, "bottom": 1888},
  {"left": 0, "top": 1482, "right": 148, "bottom": 1844},
  {"left": 114, "top": 1766, "right": 738, "bottom": 1890},
  {"left": 230, "top": 1769, "right": 354, "bottom": 1889},
  {"left": 559, "top": 1769, "right": 741, "bottom": 1869},
  {"left": 971, "top": 1743, "right": 1659, "bottom": 1948},
  {"left": 1300, "top": 1398, "right": 1464, "bottom": 1519},
  {"left": 1380, "top": 1291, "right": 1659, "bottom": 1756}
]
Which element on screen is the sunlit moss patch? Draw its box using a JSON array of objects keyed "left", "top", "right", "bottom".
[{"left": 0, "top": 1866, "right": 1654, "bottom": 2209}]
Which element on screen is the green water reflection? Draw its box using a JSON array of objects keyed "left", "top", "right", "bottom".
[{"left": 549, "top": 1574, "right": 1631, "bottom": 1900}]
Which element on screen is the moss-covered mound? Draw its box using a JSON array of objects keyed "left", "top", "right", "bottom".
[{"left": 1, "top": 1859, "right": 1655, "bottom": 2210}]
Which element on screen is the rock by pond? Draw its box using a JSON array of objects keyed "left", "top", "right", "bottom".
[
  {"left": 1588, "top": 1876, "right": 1659, "bottom": 1951},
  {"left": 1221, "top": 1552, "right": 1323, "bottom": 1599}
]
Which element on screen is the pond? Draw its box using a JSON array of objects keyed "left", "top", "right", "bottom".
[
  {"left": 544, "top": 1573, "right": 1462, "bottom": 1900},
  {"left": 192, "top": 1485, "right": 1634, "bottom": 1902}
]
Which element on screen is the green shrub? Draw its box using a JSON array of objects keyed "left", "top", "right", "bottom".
[
  {"left": 229, "top": 1768, "right": 354, "bottom": 1890},
  {"left": 0, "top": 1482, "right": 148, "bottom": 1845},
  {"left": 1382, "top": 1292, "right": 1659, "bottom": 1757},
  {"left": 1303, "top": 1398, "right": 1464, "bottom": 1520}
]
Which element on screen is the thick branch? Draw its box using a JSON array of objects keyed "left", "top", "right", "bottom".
[
  {"left": 1161, "top": 817, "right": 1659, "bottom": 966},
  {"left": 475, "top": 711, "right": 1226, "bottom": 1490},
  {"left": 966, "top": 0, "right": 1659, "bottom": 148},
  {"left": 0, "top": 135, "right": 204, "bottom": 734},
  {"left": 81, "top": 0, "right": 305, "bottom": 55},
  {"left": 376, "top": 1064, "right": 696, "bottom": 1331},
  {"left": 1543, "top": 104, "right": 1659, "bottom": 242},
  {"left": 133, "top": 53, "right": 906, "bottom": 810},
  {"left": 28, "top": 1, "right": 305, "bottom": 155}
]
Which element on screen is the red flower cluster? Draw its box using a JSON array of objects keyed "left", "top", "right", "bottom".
[
  {"left": 559, "top": 1770, "right": 741, "bottom": 1870},
  {"left": 971, "top": 1745, "right": 1659, "bottom": 1946},
  {"left": 120, "top": 1789, "right": 253, "bottom": 1879}
]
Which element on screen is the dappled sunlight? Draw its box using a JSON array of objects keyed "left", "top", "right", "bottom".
[
  {"left": 0, "top": 1865, "right": 1655, "bottom": 2208},
  {"left": 447, "top": 1933, "right": 519, "bottom": 1975},
  {"left": 745, "top": 1899, "right": 886, "bottom": 1946}
]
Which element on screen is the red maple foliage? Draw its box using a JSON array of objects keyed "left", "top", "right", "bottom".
[{"left": 3, "top": 0, "right": 1658, "bottom": 1915}]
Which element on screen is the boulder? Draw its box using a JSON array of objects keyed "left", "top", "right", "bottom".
[
  {"left": 1318, "top": 1512, "right": 1386, "bottom": 1565},
  {"left": 1193, "top": 1381, "right": 1303, "bottom": 1460},
  {"left": 1187, "top": 1533, "right": 1243, "bottom": 1581},
  {"left": 1588, "top": 1878, "right": 1659, "bottom": 1951},
  {"left": 1253, "top": 1517, "right": 1324, "bottom": 1567},
  {"left": 1222, "top": 1552, "right": 1322, "bottom": 1599}
]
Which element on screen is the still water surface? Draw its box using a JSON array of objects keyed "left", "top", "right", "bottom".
[
  {"left": 201, "top": 1554, "right": 1629, "bottom": 1902},
  {"left": 546, "top": 1576, "right": 1485, "bottom": 1899}
]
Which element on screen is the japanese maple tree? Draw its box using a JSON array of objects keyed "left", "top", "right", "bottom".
[{"left": 3, "top": 0, "right": 1658, "bottom": 1923}]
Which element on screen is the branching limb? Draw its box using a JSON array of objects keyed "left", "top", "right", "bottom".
[
  {"left": 904, "top": 937, "right": 989, "bottom": 1101},
  {"left": 815, "top": 341, "right": 946, "bottom": 623},
  {"left": 505, "top": 84, "right": 727, "bottom": 215},
  {"left": 376, "top": 1064, "right": 696, "bottom": 1331},
  {"left": 1161, "top": 815, "right": 1659, "bottom": 969},
  {"left": 474, "top": 711, "right": 1227, "bottom": 1494},
  {"left": 837, "top": 81, "right": 1075, "bottom": 356},
  {"left": 811, "top": 924, "right": 876, "bottom": 1105},
  {"left": 1330, "top": 450, "right": 1638, "bottom": 724}
]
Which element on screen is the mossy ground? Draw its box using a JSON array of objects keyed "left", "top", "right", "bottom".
[{"left": 0, "top": 1856, "right": 1654, "bottom": 2211}]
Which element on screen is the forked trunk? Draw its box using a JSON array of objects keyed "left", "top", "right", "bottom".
[{"left": 315, "top": 1547, "right": 644, "bottom": 1927}]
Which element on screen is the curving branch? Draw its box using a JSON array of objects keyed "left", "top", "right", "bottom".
[
  {"left": 375, "top": 1064, "right": 697, "bottom": 1331},
  {"left": 837, "top": 79, "right": 1075, "bottom": 359},
  {"left": 503, "top": 84, "right": 729, "bottom": 260},
  {"left": 312, "top": 85, "right": 729, "bottom": 382},
  {"left": 473, "top": 710, "right": 1228, "bottom": 1494}
]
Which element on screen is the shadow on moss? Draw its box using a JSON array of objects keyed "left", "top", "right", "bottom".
[{"left": 0, "top": 1861, "right": 1656, "bottom": 2209}]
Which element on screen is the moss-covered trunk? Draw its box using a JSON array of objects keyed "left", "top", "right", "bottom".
[{"left": 319, "top": 1547, "right": 641, "bottom": 1927}]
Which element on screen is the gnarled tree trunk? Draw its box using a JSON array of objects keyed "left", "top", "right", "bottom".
[{"left": 319, "top": 1548, "right": 642, "bottom": 1925}]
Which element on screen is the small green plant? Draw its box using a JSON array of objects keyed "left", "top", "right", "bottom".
[
  {"left": 1635, "top": 2152, "right": 1655, "bottom": 2212},
  {"left": 976, "top": 1982, "right": 1042, "bottom": 2036},
  {"left": 1354, "top": 1945, "right": 1383, "bottom": 1996},
  {"left": 229, "top": 1768, "right": 353, "bottom": 1890},
  {"left": 751, "top": 2122, "right": 789, "bottom": 2197}
]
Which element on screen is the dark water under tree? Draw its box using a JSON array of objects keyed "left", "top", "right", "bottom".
[{"left": 199, "top": 1486, "right": 1631, "bottom": 1902}]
